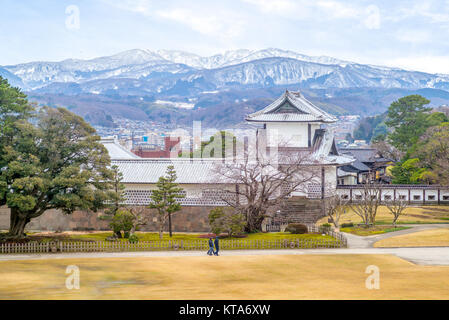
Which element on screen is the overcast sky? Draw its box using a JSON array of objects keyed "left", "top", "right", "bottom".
[{"left": 1, "top": 0, "right": 449, "bottom": 73}]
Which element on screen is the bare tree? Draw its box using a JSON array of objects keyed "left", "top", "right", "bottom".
[
  {"left": 348, "top": 180, "right": 382, "bottom": 227},
  {"left": 324, "top": 193, "right": 349, "bottom": 230},
  {"left": 129, "top": 207, "right": 150, "bottom": 235},
  {"left": 385, "top": 198, "right": 408, "bottom": 227},
  {"left": 212, "top": 136, "right": 319, "bottom": 233},
  {"left": 371, "top": 139, "right": 404, "bottom": 162}
]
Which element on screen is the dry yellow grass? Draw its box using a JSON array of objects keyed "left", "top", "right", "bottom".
[
  {"left": 374, "top": 228, "right": 449, "bottom": 248},
  {"left": 317, "top": 205, "right": 449, "bottom": 225},
  {"left": 1, "top": 254, "right": 449, "bottom": 299}
]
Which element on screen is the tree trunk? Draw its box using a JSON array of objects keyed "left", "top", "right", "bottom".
[
  {"left": 159, "top": 220, "right": 164, "bottom": 240},
  {"left": 245, "top": 208, "right": 265, "bottom": 233},
  {"left": 9, "top": 208, "right": 30, "bottom": 238},
  {"left": 168, "top": 213, "right": 173, "bottom": 237}
]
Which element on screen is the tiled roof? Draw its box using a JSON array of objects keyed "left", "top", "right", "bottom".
[
  {"left": 337, "top": 168, "right": 356, "bottom": 177},
  {"left": 339, "top": 148, "right": 391, "bottom": 163},
  {"left": 110, "top": 159, "right": 223, "bottom": 184},
  {"left": 310, "top": 128, "right": 354, "bottom": 166},
  {"left": 246, "top": 90, "right": 337, "bottom": 123},
  {"left": 101, "top": 138, "right": 140, "bottom": 160}
]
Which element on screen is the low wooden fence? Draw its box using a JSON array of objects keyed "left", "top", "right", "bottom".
[
  {"left": 264, "top": 224, "right": 347, "bottom": 243},
  {"left": 0, "top": 237, "right": 346, "bottom": 254}
]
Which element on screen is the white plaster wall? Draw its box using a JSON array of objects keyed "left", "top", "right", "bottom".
[
  {"left": 266, "top": 122, "right": 320, "bottom": 147},
  {"left": 325, "top": 166, "right": 337, "bottom": 192},
  {"left": 123, "top": 183, "right": 235, "bottom": 198}
]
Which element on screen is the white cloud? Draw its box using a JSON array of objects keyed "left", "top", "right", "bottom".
[
  {"left": 316, "top": 1, "right": 359, "bottom": 18},
  {"left": 386, "top": 56, "right": 449, "bottom": 74},
  {"left": 364, "top": 5, "right": 380, "bottom": 29},
  {"left": 156, "top": 8, "right": 244, "bottom": 39},
  {"left": 102, "top": 0, "right": 153, "bottom": 16},
  {"left": 242, "top": 0, "right": 296, "bottom": 13},
  {"left": 394, "top": 1, "right": 449, "bottom": 24},
  {"left": 395, "top": 29, "right": 431, "bottom": 44}
]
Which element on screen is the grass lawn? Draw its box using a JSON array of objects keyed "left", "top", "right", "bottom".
[
  {"left": 1, "top": 254, "right": 449, "bottom": 299},
  {"left": 374, "top": 228, "right": 449, "bottom": 248},
  {"left": 317, "top": 205, "right": 449, "bottom": 226},
  {"left": 23, "top": 231, "right": 335, "bottom": 242},
  {"left": 340, "top": 225, "right": 411, "bottom": 236}
]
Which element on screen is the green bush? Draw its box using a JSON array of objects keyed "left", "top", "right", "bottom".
[
  {"left": 109, "top": 209, "right": 134, "bottom": 238},
  {"left": 285, "top": 223, "right": 308, "bottom": 234},
  {"left": 208, "top": 208, "right": 246, "bottom": 237},
  {"left": 341, "top": 222, "right": 354, "bottom": 228},
  {"left": 128, "top": 234, "right": 139, "bottom": 243},
  {"left": 319, "top": 223, "right": 332, "bottom": 233}
]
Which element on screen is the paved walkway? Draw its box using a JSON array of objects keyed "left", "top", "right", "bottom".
[
  {"left": 342, "top": 224, "right": 449, "bottom": 249},
  {"left": 1, "top": 247, "right": 449, "bottom": 265},
  {"left": 0, "top": 224, "right": 447, "bottom": 266}
]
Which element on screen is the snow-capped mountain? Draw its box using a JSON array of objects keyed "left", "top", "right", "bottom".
[
  {"left": 2, "top": 48, "right": 449, "bottom": 94},
  {"left": 156, "top": 48, "right": 349, "bottom": 69}
]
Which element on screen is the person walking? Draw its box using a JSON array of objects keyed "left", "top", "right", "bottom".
[
  {"left": 214, "top": 236, "right": 220, "bottom": 256},
  {"left": 207, "top": 237, "right": 214, "bottom": 256}
]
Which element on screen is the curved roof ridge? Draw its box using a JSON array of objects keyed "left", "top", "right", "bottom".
[
  {"left": 289, "top": 91, "right": 336, "bottom": 121},
  {"left": 246, "top": 90, "right": 337, "bottom": 123}
]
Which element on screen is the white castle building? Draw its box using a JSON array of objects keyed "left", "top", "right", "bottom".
[
  {"left": 2, "top": 91, "right": 448, "bottom": 232},
  {"left": 101, "top": 90, "right": 355, "bottom": 227}
]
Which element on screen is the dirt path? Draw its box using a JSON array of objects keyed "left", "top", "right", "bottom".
[
  {"left": 1, "top": 247, "right": 449, "bottom": 265},
  {"left": 342, "top": 224, "right": 449, "bottom": 248}
]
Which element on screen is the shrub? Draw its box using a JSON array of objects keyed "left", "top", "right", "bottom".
[
  {"left": 109, "top": 209, "right": 134, "bottom": 238},
  {"left": 285, "top": 223, "right": 308, "bottom": 234},
  {"left": 319, "top": 223, "right": 332, "bottom": 233},
  {"left": 208, "top": 208, "right": 246, "bottom": 237},
  {"left": 128, "top": 234, "right": 139, "bottom": 243},
  {"left": 341, "top": 222, "right": 354, "bottom": 228},
  {"left": 209, "top": 208, "right": 226, "bottom": 235}
]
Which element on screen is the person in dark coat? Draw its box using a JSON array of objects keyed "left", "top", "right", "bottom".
[
  {"left": 214, "top": 236, "right": 220, "bottom": 256},
  {"left": 207, "top": 238, "right": 214, "bottom": 255}
]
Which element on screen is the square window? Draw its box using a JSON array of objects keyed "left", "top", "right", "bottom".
[
  {"left": 413, "top": 195, "right": 421, "bottom": 200},
  {"left": 384, "top": 195, "right": 392, "bottom": 200},
  {"left": 443, "top": 196, "right": 449, "bottom": 201},
  {"left": 399, "top": 195, "right": 406, "bottom": 200},
  {"left": 428, "top": 195, "right": 436, "bottom": 200}
]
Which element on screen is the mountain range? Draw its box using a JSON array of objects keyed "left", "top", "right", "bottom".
[{"left": 3, "top": 48, "right": 449, "bottom": 127}]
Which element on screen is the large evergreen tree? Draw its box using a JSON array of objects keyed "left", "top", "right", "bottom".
[
  {"left": 0, "top": 90, "right": 113, "bottom": 237},
  {"left": 386, "top": 95, "right": 431, "bottom": 152}
]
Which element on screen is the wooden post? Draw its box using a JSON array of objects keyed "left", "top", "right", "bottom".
[{"left": 321, "top": 167, "right": 325, "bottom": 199}]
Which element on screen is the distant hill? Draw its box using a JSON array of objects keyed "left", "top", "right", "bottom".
[
  {"left": 28, "top": 87, "right": 449, "bottom": 128},
  {"left": 3, "top": 48, "right": 449, "bottom": 127}
]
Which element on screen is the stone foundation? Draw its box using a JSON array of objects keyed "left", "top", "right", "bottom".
[
  {"left": 274, "top": 197, "right": 326, "bottom": 225},
  {"left": 0, "top": 198, "right": 325, "bottom": 233},
  {"left": 0, "top": 206, "right": 214, "bottom": 233}
]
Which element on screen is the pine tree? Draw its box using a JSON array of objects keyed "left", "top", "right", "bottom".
[
  {"left": 105, "top": 165, "right": 127, "bottom": 238},
  {"left": 148, "top": 165, "right": 185, "bottom": 239}
]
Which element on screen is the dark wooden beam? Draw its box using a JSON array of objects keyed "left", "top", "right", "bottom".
[{"left": 308, "top": 123, "right": 312, "bottom": 148}]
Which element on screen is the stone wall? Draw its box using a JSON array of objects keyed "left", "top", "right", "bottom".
[
  {"left": 0, "top": 206, "right": 214, "bottom": 233},
  {"left": 274, "top": 197, "right": 326, "bottom": 225},
  {"left": 0, "top": 198, "right": 325, "bottom": 233}
]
